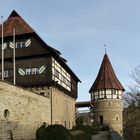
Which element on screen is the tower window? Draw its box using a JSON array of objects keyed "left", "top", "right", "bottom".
[
  {"left": 4, "top": 109, "right": 10, "bottom": 119},
  {"left": 116, "top": 116, "right": 119, "bottom": 122},
  {"left": 100, "top": 115, "right": 103, "bottom": 125}
]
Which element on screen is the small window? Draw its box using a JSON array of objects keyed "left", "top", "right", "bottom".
[
  {"left": 54, "top": 69, "right": 59, "bottom": 78},
  {"left": 26, "top": 68, "right": 32, "bottom": 75},
  {"left": 21, "top": 42, "right": 26, "bottom": 48},
  {"left": 16, "top": 42, "right": 21, "bottom": 48},
  {"left": 113, "top": 89, "right": 116, "bottom": 95},
  {"left": 62, "top": 76, "right": 66, "bottom": 84},
  {"left": 40, "top": 92, "right": 45, "bottom": 96},
  {"left": 4, "top": 109, "right": 10, "bottom": 119},
  {"left": 100, "top": 115, "right": 103, "bottom": 125},
  {"left": 32, "top": 68, "right": 39, "bottom": 75},
  {"left": 116, "top": 116, "right": 119, "bottom": 122},
  {"left": 67, "top": 80, "right": 71, "bottom": 87},
  {"left": 16, "top": 41, "right": 26, "bottom": 48},
  {"left": 2, "top": 70, "right": 13, "bottom": 78},
  {"left": 4, "top": 70, "right": 9, "bottom": 78}
]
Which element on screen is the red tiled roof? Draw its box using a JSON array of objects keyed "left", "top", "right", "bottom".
[
  {"left": 0, "top": 10, "right": 81, "bottom": 82},
  {"left": 89, "top": 54, "right": 125, "bottom": 93},
  {"left": 0, "top": 10, "right": 34, "bottom": 37}
]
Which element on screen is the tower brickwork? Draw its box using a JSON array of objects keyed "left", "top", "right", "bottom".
[{"left": 89, "top": 54, "right": 125, "bottom": 135}]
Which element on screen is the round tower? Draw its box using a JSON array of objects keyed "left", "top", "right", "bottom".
[{"left": 89, "top": 54, "right": 125, "bottom": 135}]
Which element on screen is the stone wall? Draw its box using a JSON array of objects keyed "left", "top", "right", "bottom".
[
  {"left": 31, "top": 87, "right": 76, "bottom": 129},
  {"left": 0, "top": 81, "right": 50, "bottom": 140},
  {"left": 95, "top": 99, "right": 123, "bottom": 135},
  {"left": 51, "top": 87, "right": 76, "bottom": 129}
]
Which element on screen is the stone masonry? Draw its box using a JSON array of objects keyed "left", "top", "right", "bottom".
[
  {"left": 0, "top": 81, "right": 76, "bottom": 140},
  {"left": 0, "top": 81, "right": 50, "bottom": 140},
  {"left": 95, "top": 99, "right": 123, "bottom": 135}
]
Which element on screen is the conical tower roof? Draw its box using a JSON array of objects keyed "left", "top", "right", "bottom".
[
  {"left": 89, "top": 54, "right": 125, "bottom": 93},
  {"left": 0, "top": 10, "right": 34, "bottom": 37}
]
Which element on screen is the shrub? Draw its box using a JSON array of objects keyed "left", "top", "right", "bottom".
[
  {"left": 45, "top": 125, "right": 71, "bottom": 140},
  {"left": 36, "top": 123, "right": 47, "bottom": 140},
  {"left": 75, "top": 116, "right": 84, "bottom": 125},
  {"left": 72, "top": 124, "right": 98, "bottom": 135},
  {"left": 70, "top": 130, "right": 89, "bottom": 140},
  {"left": 36, "top": 124, "right": 71, "bottom": 140},
  {"left": 71, "top": 125, "right": 98, "bottom": 140}
]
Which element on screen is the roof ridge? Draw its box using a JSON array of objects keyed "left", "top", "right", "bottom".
[{"left": 8, "top": 10, "right": 21, "bottom": 19}]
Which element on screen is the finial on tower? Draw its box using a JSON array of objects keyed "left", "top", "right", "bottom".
[{"left": 104, "top": 44, "right": 107, "bottom": 54}]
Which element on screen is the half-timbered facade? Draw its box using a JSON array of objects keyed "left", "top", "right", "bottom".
[
  {"left": 0, "top": 10, "right": 80, "bottom": 99},
  {"left": 0, "top": 11, "right": 80, "bottom": 139}
]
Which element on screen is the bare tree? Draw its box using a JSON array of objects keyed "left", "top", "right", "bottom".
[
  {"left": 124, "top": 65, "right": 140, "bottom": 107},
  {"left": 123, "top": 65, "right": 140, "bottom": 140}
]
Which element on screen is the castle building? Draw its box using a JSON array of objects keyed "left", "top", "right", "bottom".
[
  {"left": 89, "top": 54, "right": 125, "bottom": 135},
  {"left": 0, "top": 10, "right": 80, "bottom": 139}
]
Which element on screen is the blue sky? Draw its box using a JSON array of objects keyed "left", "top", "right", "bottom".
[{"left": 0, "top": 0, "right": 140, "bottom": 101}]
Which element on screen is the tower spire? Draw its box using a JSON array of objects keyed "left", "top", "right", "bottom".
[{"left": 89, "top": 54, "right": 125, "bottom": 93}]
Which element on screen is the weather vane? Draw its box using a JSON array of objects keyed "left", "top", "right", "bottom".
[{"left": 104, "top": 44, "right": 107, "bottom": 54}]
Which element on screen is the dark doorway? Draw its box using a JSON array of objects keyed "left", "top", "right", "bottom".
[{"left": 100, "top": 115, "right": 103, "bottom": 125}]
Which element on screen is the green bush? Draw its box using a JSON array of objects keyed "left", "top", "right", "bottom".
[
  {"left": 72, "top": 124, "right": 98, "bottom": 135},
  {"left": 70, "top": 130, "right": 88, "bottom": 140},
  {"left": 36, "top": 123, "right": 47, "bottom": 140},
  {"left": 36, "top": 124, "right": 71, "bottom": 140},
  {"left": 70, "top": 125, "right": 98, "bottom": 140},
  {"left": 45, "top": 125, "right": 71, "bottom": 140},
  {"left": 75, "top": 116, "right": 84, "bottom": 125},
  {"left": 36, "top": 124, "right": 99, "bottom": 140}
]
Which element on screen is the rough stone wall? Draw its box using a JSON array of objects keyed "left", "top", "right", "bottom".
[
  {"left": 31, "top": 87, "right": 76, "bottom": 129},
  {"left": 95, "top": 99, "right": 123, "bottom": 135},
  {"left": 51, "top": 88, "right": 76, "bottom": 129},
  {"left": 0, "top": 81, "right": 50, "bottom": 140}
]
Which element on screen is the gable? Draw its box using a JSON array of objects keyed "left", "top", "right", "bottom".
[{"left": 0, "top": 10, "right": 33, "bottom": 37}]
